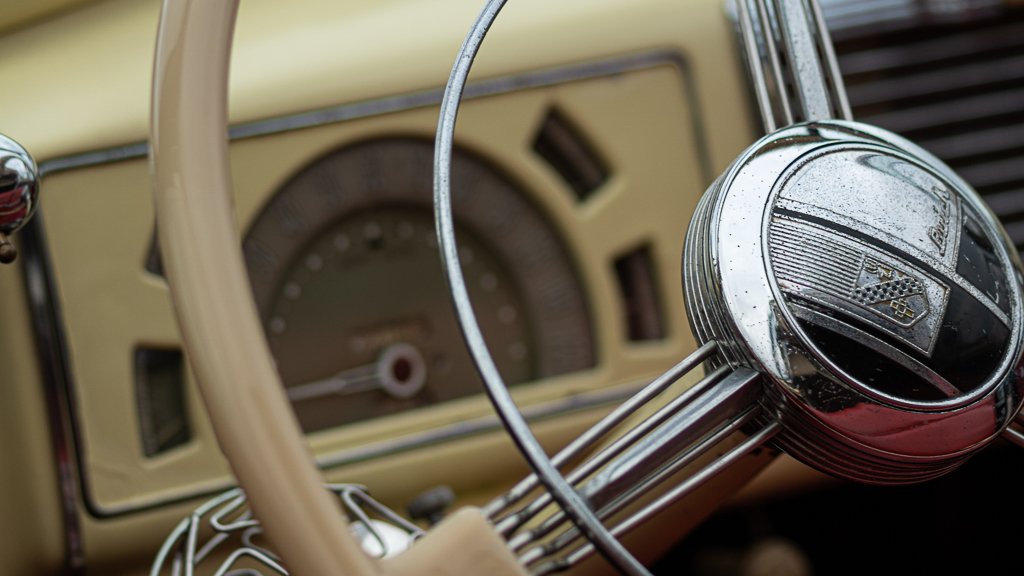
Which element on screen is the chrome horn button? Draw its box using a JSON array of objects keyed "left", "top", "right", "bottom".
[{"left": 686, "top": 120, "right": 1024, "bottom": 484}]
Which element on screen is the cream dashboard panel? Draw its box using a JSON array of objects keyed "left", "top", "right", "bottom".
[
  {"left": 42, "top": 55, "right": 712, "bottom": 515},
  {"left": 0, "top": 0, "right": 751, "bottom": 163},
  {"left": 0, "top": 0, "right": 100, "bottom": 34}
]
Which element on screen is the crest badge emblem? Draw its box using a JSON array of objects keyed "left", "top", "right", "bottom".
[
  {"left": 851, "top": 257, "right": 928, "bottom": 328},
  {"left": 768, "top": 215, "right": 951, "bottom": 358}
]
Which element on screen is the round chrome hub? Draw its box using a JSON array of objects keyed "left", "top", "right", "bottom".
[{"left": 686, "top": 120, "right": 1024, "bottom": 484}]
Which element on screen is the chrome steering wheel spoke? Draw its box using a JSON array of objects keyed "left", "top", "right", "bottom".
[
  {"left": 486, "top": 342, "right": 722, "bottom": 528},
  {"left": 483, "top": 343, "right": 777, "bottom": 574},
  {"left": 492, "top": 359, "right": 770, "bottom": 543},
  {"left": 733, "top": 0, "right": 852, "bottom": 130},
  {"left": 526, "top": 421, "right": 780, "bottom": 576}
]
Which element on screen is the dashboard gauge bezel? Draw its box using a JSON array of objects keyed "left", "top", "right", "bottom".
[{"left": 242, "top": 137, "right": 598, "bottom": 433}]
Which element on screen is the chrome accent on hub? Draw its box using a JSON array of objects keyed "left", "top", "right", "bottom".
[
  {"left": 685, "top": 119, "right": 1024, "bottom": 483},
  {"left": 0, "top": 134, "right": 39, "bottom": 263}
]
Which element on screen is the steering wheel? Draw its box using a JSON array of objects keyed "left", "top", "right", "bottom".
[{"left": 150, "top": 0, "right": 1024, "bottom": 574}]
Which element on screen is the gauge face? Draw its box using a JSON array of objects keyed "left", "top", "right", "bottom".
[{"left": 244, "top": 139, "right": 595, "bottom": 433}]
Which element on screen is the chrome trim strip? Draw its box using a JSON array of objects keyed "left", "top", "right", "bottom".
[
  {"left": 316, "top": 382, "right": 646, "bottom": 470},
  {"left": 22, "top": 50, "right": 711, "bottom": 523},
  {"left": 39, "top": 50, "right": 712, "bottom": 179},
  {"left": 19, "top": 214, "right": 86, "bottom": 573}
]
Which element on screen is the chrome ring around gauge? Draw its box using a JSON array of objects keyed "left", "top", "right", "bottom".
[
  {"left": 685, "top": 119, "right": 1024, "bottom": 484},
  {"left": 243, "top": 138, "right": 595, "bottom": 433}
]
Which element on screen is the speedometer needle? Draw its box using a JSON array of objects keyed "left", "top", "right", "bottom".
[{"left": 286, "top": 343, "right": 427, "bottom": 403}]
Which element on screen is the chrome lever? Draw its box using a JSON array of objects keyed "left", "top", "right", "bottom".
[{"left": 0, "top": 134, "right": 39, "bottom": 263}]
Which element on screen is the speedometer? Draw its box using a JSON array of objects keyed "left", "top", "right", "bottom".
[{"left": 243, "top": 138, "right": 595, "bottom": 433}]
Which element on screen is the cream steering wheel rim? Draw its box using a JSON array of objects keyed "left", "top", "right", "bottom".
[
  {"left": 150, "top": 1, "right": 379, "bottom": 573},
  {"left": 149, "top": 1, "right": 763, "bottom": 574},
  {"left": 150, "top": 2, "right": 529, "bottom": 574}
]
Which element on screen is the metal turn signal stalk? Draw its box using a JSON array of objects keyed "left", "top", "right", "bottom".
[{"left": 0, "top": 134, "right": 39, "bottom": 263}]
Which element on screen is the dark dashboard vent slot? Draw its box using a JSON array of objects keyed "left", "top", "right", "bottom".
[
  {"left": 135, "top": 347, "right": 191, "bottom": 457},
  {"left": 145, "top": 225, "right": 165, "bottom": 278},
  {"left": 532, "top": 108, "right": 609, "bottom": 202},
  {"left": 827, "top": 2, "right": 1024, "bottom": 251},
  {"left": 613, "top": 244, "right": 666, "bottom": 342}
]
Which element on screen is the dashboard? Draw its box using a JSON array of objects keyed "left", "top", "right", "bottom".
[{"left": 1, "top": 0, "right": 1023, "bottom": 574}]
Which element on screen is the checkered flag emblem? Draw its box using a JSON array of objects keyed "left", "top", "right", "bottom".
[{"left": 851, "top": 259, "right": 927, "bottom": 326}]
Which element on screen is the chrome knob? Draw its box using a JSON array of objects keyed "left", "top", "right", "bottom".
[
  {"left": 0, "top": 134, "right": 39, "bottom": 263},
  {"left": 685, "top": 120, "right": 1024, "bottom": 483}
]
